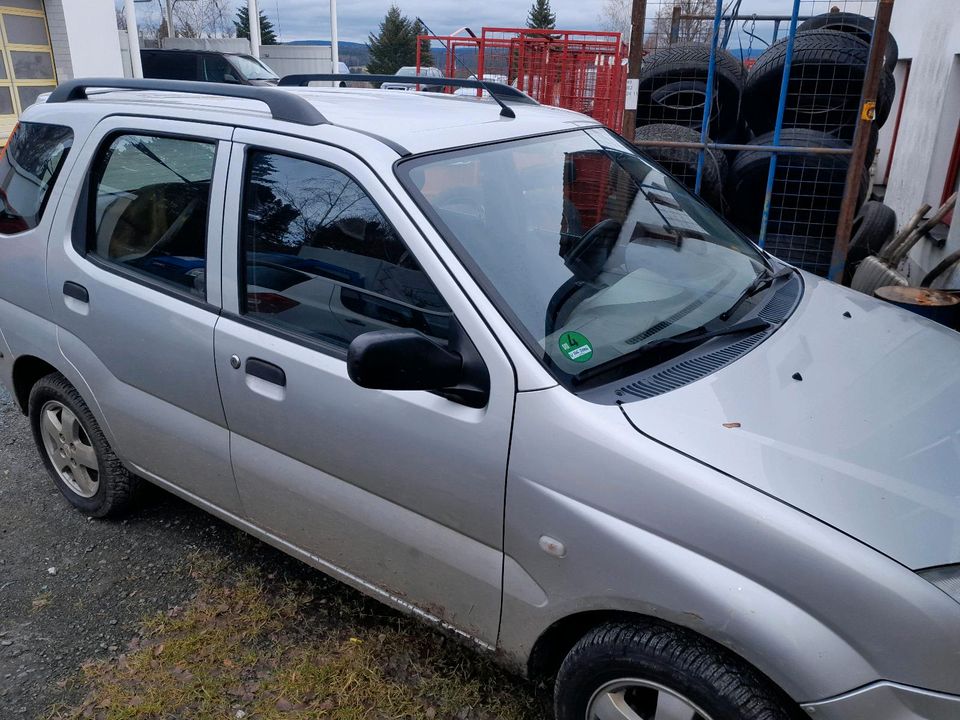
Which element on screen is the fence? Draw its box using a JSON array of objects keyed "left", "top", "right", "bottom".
[
  {"left": 630, "top": 0, "right": 894, "bottom": 279},
  {"left": 416, "top": 28, "right": 629, "bottom": 132}
]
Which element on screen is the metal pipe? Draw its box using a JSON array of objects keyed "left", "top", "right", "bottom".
[
  {"left": 330, "top": 0, "right": 339, "bottom": 72},
  {"left": 633, "top": 140, "right": 853, "bottom": 154},
  {"left": 757, "top": 0, "right": 801, "bottom": 248},
  {"left": 670, "top": 5, "right": 682, "bottom": 44},
  {"left": 248, "top": 0, "right": 261, "bottom": 58},
  {"left": 620, "top": 0, "right": 647, "bottom": 137},
  {"left": 124, "top": 0, "right": 143, "bottom": 78},
  {"left": 165, "top": 0, "right": 174, "bottom": 39},
  {"left": 829, "top": 0, "right": 896, "bottom": 281},
  {"left": 694, "top": 0, "right": 724, "bottom": 196}
]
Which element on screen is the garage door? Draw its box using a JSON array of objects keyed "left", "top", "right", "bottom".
[{"left": 0, "top": 1, "right": 56, "bottom": 141}]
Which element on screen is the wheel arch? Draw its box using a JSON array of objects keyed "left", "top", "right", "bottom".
[
  {"left": 11, "top": 354, "right": 60, "bottom": 413},
  {"left": 526, "top": 608, "right": 806, "bottom": 717}
]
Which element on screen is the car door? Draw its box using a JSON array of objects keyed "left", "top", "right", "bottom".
[
  {"left": 45, "top": 117, "right": 242, "bottom": 513},
  {"left": 214, "top": 130, "right": 516, "bottom": 645}
]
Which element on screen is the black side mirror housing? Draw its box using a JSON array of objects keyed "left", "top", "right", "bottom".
[{"left": 347, "top": 325, "right": 489, "bottom": 407}]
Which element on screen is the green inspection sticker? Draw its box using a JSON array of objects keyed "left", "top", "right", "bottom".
[{"left": 559, "top": 331, "right": 593, "bottom": 363}]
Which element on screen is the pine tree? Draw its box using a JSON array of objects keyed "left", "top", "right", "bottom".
[
  {"left": 527, "top": 0, "right": 557, "bottom": 29},
  {"left": 367, "top": 5, "right": 427, "bottom": 75},
  {"left": 235, "top": 6, "right": 278, "bottom": 46}
]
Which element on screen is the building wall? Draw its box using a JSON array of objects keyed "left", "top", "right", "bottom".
[
  {"left": 47, "top": 0, "right": 122, "bottom": 78},
  {"left": 44, "top": 0, "right": 70, "bottom": 80},
  {"left": 881, "top": 0, "right": 960, "bottom": 287}
]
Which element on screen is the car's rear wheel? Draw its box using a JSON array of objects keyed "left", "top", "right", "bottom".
[
  {"left": 29, "top": 373, "right": 139, "bottom": 517},
  {"left": 555, "top": 620, "right": 800, "bottom": 720}
]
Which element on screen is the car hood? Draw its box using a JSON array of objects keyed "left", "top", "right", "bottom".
[{"left": 620, "top": 273, "right": 960, "bottom": 569}]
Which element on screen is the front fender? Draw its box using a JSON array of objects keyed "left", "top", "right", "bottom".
[{"left": 499, "top": 387, "right": 960, "bottom": 702}]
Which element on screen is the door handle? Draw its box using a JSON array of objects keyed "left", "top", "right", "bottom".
[
  {"left": 63, "top": 281, "right": 89, "bottom": 303},
  {"left": 245, "top": 357, "right": 286, "bottom": 387}
]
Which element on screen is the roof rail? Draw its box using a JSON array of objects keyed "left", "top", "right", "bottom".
[
  {"left": 278, "top": 73, "right": 538, "bottom": 119},
  {"left": 46, "top": 78, "right": 328, "bottom": 127}
]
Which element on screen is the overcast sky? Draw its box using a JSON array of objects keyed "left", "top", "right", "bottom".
[{"left": 120, "top": 1, "right": 866, "bottom": 44}]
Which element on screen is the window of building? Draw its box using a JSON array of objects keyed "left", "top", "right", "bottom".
[
  {"left": 240, "top": 151, "right": 451, "bottom": 349},
  {"left": 89, "top": 134, "right": 216, "bottom": 298},
  {"left": 0, "top": 121, "right": 71, "bottom": 234}
]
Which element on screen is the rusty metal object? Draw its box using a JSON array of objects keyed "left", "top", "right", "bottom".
[
  {"left": 828, "top": 0, "right": 896, "bottom": 281},
  {"left": 875, "top": 286, "right": 960, "bottom": 329}
]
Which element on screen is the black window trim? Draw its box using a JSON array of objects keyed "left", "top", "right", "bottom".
[
  {"left": 77, "top": 128, "right": 220, "bottom": 309},
  {"left": 0, "top": 120, "right": 74, "bottom": 237},
  {"left": 234, "top": 143, "right": 455, "bottom": 360}
]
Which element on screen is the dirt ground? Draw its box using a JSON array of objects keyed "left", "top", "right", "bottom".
[{"left": 0, "top": 385, "right": 546, "bottom": 719}]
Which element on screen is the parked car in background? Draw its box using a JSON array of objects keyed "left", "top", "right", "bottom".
[
  {"left": 1, "top": 77, "right": 959, "bottom": 720},
  {"left": 379, "top": 65, "right": 444, "bottom": 91},
  {"left": 140, "top": 49, "right": 280, "bottom": 86}
]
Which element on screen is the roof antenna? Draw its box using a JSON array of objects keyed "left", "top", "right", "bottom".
[{"left": 416, "top": 17, "right": 516, "bottom": 119}]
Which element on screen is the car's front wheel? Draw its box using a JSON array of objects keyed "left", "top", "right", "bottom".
[
  {"left": 29, "top": 373, "right": 139, "bottom": 517},
  {"left": 555, "top": 620, "right": 800, "bottom": 720}
]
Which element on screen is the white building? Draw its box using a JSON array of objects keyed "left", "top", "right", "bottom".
[
  {"left": 0, "top": 0, "right": 121, "bottom": 141},
  {"left": 877, "top": 0, "right": 960, "bottom": 286}
]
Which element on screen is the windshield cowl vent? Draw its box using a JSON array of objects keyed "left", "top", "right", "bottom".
[{"left": 615, "top": 273, "right": 802, "bottom": 401}]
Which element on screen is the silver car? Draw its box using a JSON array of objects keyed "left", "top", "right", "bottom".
[{"left": 0, "top": 77, "right": 958, "bottom": 720}]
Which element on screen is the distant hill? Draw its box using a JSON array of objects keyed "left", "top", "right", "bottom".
[{"left": 285, "top": 40, "right": 371, "bottom": 67}]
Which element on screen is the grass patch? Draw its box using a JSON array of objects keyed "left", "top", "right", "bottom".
[{"left": 48, "top": 549, "right": 546, "bottom": 720}]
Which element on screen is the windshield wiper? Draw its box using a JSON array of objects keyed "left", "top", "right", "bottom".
[
  {"left": 573, "top": 316, "right": 771, "bottom": 387},
  {"left": 719, "top": 266, "right": 793, "bottom": 321}
]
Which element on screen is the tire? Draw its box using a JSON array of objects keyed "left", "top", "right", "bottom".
[
  {"left": 842, "top": 200, "right": 897, "bottom": 284},
  {"left": 797, "top": 11, "right": 899, "bottom": 72},
  {"left": 29, "top": 373, "right": 139, "bottom": 518},
  {"left": 637, "top": 43, "right": 744, "bottom": 141},
  {"left": 727, "top": 128, "right": 868, "bottom": 238},
  {"left": 742, "top": 30, "right": 895, "bottom": 141},
  {"left": 634, "top": 123, "right": 728, "bottom": 211},
  {"left": 554, "top": 620, "right": 801, "bottom": 720}
]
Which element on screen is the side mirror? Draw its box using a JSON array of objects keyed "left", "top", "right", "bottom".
[
  {"left": 223, "top": 73, "right": 241, "bottom": 84},
  {"left": 347, "top": 329, "right": 463, "bottom": 391},
  {"left": 347, "top": 325, "right": 490, "bottom": 407}
]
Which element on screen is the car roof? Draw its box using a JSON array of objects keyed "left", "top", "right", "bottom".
[{"left": 63, "top": 86, "right": 601, "bottom": 156}]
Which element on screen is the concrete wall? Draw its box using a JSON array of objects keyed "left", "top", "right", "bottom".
[
  {"left": 880, "top": 0, "right": 960, "bottom": 287},
  {"left": 259, "top": 45, "right": 337, "bottom": 82},
  {"left": 46, "top": 0, "right": 123, "bottom": 79}
]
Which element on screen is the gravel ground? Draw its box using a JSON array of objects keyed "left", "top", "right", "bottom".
[
  {"left": 0, "top": 384, "right": 253, "bottom": 717},
  {"left": 0, "top": 384, "right": 544, "bottom": 720}
]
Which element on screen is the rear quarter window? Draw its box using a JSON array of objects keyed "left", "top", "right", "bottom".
[{"left": 0, "top": 122, "right": 72, "bottom": 234}]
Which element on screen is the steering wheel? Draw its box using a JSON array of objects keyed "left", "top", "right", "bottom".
[{"left": 562, "top": 218, "right": 622, "bottom": 280}]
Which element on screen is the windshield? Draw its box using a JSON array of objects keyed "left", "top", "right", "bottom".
[
  {"left": 398, "top": 128, "right": 770, "bottom": 385},
  {"left": 229, "top": 54, "right": 278, "bottom": 80}
]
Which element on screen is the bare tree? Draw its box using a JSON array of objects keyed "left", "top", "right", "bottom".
[
  {"left": 648, "top": 0, "right": 713, "bottom": 51},
  {"left": 173, "top": 0, "right": 234, "bottom": 38},
  {"left": 598, "top": 0, "right": 631, "bottom": 42}
]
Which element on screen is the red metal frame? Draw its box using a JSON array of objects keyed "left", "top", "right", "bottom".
[
  {"left": 883, "top": 60, "right": 911, "bottom": 186},
  {"left": 941, "top": 113, "right": 960, "bottom": 225},
  {"left": 417, "top": 27, "right": 629, "bottom": 132}
]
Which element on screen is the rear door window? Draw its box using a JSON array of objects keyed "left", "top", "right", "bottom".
[
  {"left": 142, "top": 52, "right": 197, "bottom": 81},
  {"left": 88, "top": 134, "right": 216, "bottom": 298},
  {"left": 0, "top": 121, "right": 72, "bottom": 234}
]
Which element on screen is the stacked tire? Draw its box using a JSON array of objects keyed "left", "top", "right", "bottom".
[
  {"left": 633, "top": 44, "right": 745, "bottom": 211},
  {"left": 733, "top": 13, "right": 898, "bottom": 275},
  {"left": 632, "top": 13, "right": 899, "bottom": 278}
]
